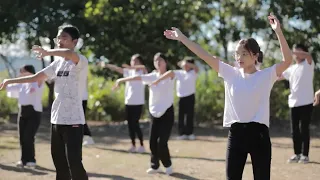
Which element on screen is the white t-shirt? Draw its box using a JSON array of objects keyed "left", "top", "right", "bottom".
[
  {"left": 282, "top": 60, "right": 314, "bottom": 108},
  {"left": 123, "top": 69, "right": 145, "bottom": 105},
  {"left": 40, "top": 53, "right": 88, "bottom": 125},
  {"left": 6, "top": 82, "right": 44, "bottom": 112},
  {"left": 140, "top": 72, "right": 175, "bottom": 118},
  {"left": 219, "top": 61, "right": 278, "bottom": 127},
  {"left": 174, "top": 70, "right": 197, "bottom": 97}
]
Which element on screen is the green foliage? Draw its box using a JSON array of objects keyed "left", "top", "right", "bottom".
[
  {"left": 83, "top": 0, "right": 214, "bottom": 68},
  {"left": 86, "top": 69, "right": 126, "bottom": 121}
]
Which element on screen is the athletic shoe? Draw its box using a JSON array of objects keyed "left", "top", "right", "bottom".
[
  {"left": 165, "top": 166, "right": 173, "bottom": 175},
  {"left": 25, "top": 162, "right": 37, "bottom": 168},
  {"left": 176, "top": 135, "right": 188, "bottom": 140},
  {"left": 298, "top": 155, "right": 309, "bottom": 164},
  {"left": 137, "top": 146, "right": 146, "bottom": 153},
  {"left": 287, "top": 154, "right": 300, "bottom": 163},
  {"left": 16, "top": 161, "right": 24, "bottom": 168},
  {"left": 83, "top": 136, "right": 95, "bottom": 146},
  {"left": 188, "top": 134, "right": 196, "bottom": 140},
  {"left": 128, "top": 146, "right": 136, "bottom": 153},
  {"left": 146, "top": 168, "right": 162, "bottom": 174}
]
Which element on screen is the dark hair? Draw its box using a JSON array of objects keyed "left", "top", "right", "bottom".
[
  {"left": 154, "top": 52, "right": 167, "bottom": 63},
  {"left": 182, "top": 56, "right": 195, "bottom": 64},
  {"left": 238, "top": 38, "right": 263, "bottom": 64},
  {"left": 131, "top": 54, "right": 144, "bottom": 64},
  {"left": 58, "top": 24, "right": 80, "bottom": 40},
  {"left": 23, "top": 65, "right": 36, "bottom": 74},
  {"left": 293, "top": 44, "right": 308, "bottom": 52}
]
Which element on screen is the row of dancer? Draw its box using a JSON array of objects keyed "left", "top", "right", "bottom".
[
  {"left": 99, "top": 54, "right": 198, "bottom": 152},
  {"left": 0, "top": 13, "right": 317, "bottom": 180}
]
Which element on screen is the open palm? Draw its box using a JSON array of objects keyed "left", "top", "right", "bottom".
[{"left": 268, "top": 14, "right": 281, "bottom": 32}]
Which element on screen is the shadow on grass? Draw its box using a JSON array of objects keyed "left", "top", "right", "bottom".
[
  {"left": 88, "top": 172, "right": 135, "bottom": 180},
  {"left": 0, "top": 163, "right": 48, "bottom": 176},
  {"left": 95, "top": 146, "right": 251, "bottom": 164}
]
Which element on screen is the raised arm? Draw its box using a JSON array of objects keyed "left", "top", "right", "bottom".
[
  {"left": 122, "top": 64, "right": 148, "bottom": 73},
  {"left": 293, "top": 51, "right": 313, "bottom": 65},
  {"left": 32, "top": 45, "right": 80, "bottom": 64},
  {"left": 112, "top": 76, "right": 142, "bottom": 90},
  {"left": 164, "top": 28, "right": 220, "bottom": 72},
  {"left": 150, "top": 71, "right": 175, "bottom": 86},
  {"left": 268, "top": 14, "right": 293, "bottom": 76},
  {"left": 100, "top": 62, "right": 124, "bottom": 74},
  {"left": 0, "top": 72, "right": 48, "bottom": 91}
]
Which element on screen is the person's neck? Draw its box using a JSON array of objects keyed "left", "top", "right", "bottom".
[
  {"left": 296, "top": 59, "right": 305, "bottom": 64},
  {"left": 243, "top": 65, "right": 257, "bottom": 74},
  {"left": 158, "top": 69, "right": 167, "bottom": 75}
]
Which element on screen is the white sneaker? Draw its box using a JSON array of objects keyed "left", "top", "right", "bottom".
[
  {"left": 298, "top": 155, "right": 309, "bottom": 164},
  {"left": 83, "top": 136, "right": 95, "bottom": 146},
  {"left": 16, "top": 161, "right": 24, "bottom": 168},
  {"left": 165, "top": 166, "right": 173, "bottom": 175},
  {"left": 188, "top": 134, "right": 196, "bottom": 140},
  {"left": 176, "top": 135, "right": 188, "bottom": 140},
  {"left": 25, "top": 162, "right": 37, "bottom": 168},
  {"left": 287, "top": 154, "right": 301, "bottom": 163},
  {"left": 128, "top": 146, "right": 136, "bottom": 153},
  {"left": 146, "top": 168, "right": 162, "bottom": 174},
  {"left": 137, "top": 146, "right": 146, "bottom": 153}
]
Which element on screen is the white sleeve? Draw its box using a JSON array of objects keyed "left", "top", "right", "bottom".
[
  {"left": 218, "top": 61, "right": 238, "bottom": 81},
  {"left": 266, "top": 64, "right": 278, "bottom": 86},
  {"left": 75, "top": 54, "right": 88, "bottom": 71},
  {"left": 173, "top": 70, "right": 183, "bottom": 80},
  {"left": 140, "top": 73, "right": 156, "bottom": 85},
  {"left": 6, "top": 84, "right": 22, "bottom": 98},
  {"left": 40, "top": 60, "right": 58, "bottom": 80},
  {"left": 123, "top": 68, "right": 129, "bottom": 78},
  {"left": 282, "top": 67, "right": 292, "bottom": 80}
]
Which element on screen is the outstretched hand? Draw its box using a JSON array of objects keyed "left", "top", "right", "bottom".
[
  {"left": 112, "top": 80, "right": 120, "bottom": 91},
  {"left": 164, "top": 27, "right": 185, "bottom": 41},
  {"left": 149, "top": 80, "right": 159, "bottom": 87},
  {"left": 32, "top": 45, "right": 48, "bottom": 59},
  {"left": 0, "top": 79, "right": 9, "bottom": 91},
  {"left": 268, "top": 13, "right": 281, "bottom": 33}
]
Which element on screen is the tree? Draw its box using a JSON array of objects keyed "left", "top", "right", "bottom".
[{"left": 83, "top": 0, "right": 214, "bottom": 70}]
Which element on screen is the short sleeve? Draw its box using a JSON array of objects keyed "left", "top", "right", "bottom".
[
  {"left": 282, "top": 66, "right": 292, "bottom": 80},
  {"left": 40, "top": 60, "right": 58, "bottom": 80},
  {"left": 140, "top": 73, "right": 156, "bottom": 85},
  {"left": 123, "top": 68, "right": 129, "bottom": 78},
  {"left": 173, "top": 70, "right": 184, "bottom": 80},
  {"left": 218, "top": 61, "right": 238, "bottom": 80},
  {"left": 265, "top": 64, "right": 278, "bottom": 84},
  {"left": 75, "top": 54, "right": 88, "bottom": 71}
]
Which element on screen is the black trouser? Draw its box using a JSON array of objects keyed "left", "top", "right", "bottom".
[
  {"left": 178, "top": 94, "right": 195, "bottom": 135},
  {"left": 51, "top": 124, "right": 88, "bottom": 180},
  {"left": 18, "top": 105, "right": 41, "bottom": 164},
  {"left": 290, "top": 104, "right": 313, "bottom": 156},
  {"left": 149, "top": 105, "right": 174, "bottom": 169},
  {"left": 82, "top": 100, "right": 92, "bottom": 136},
  {"left": 125, "top": 105, "right": 144, "bottom": 146},
  {"left": 226, "top": 122, "right": 271, "bottom": 180}
]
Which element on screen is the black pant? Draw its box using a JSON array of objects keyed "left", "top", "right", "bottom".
[
  {"left": 126, "top": 105, "right": 144, "bottom": 146},
  {"left": 82, "top": 100, "right": 92, "bottom": 136},
  {"left": 51, "top": 124, "right": 88, "bottom": 180},
  {"left": 226, "top": 122, "right": 271, "bottom": 180},
  {"left": 290, "top": 104, "right": 313, "bottom": 156},
  {"left": 18, "top": 105, "right": 41, "bottom": 164},
  {"left": 149, "top": 105, "right": 174, "bottom": 169},
  {"left": 178, "top": 94, "right": 195, "bottom": 135}
]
